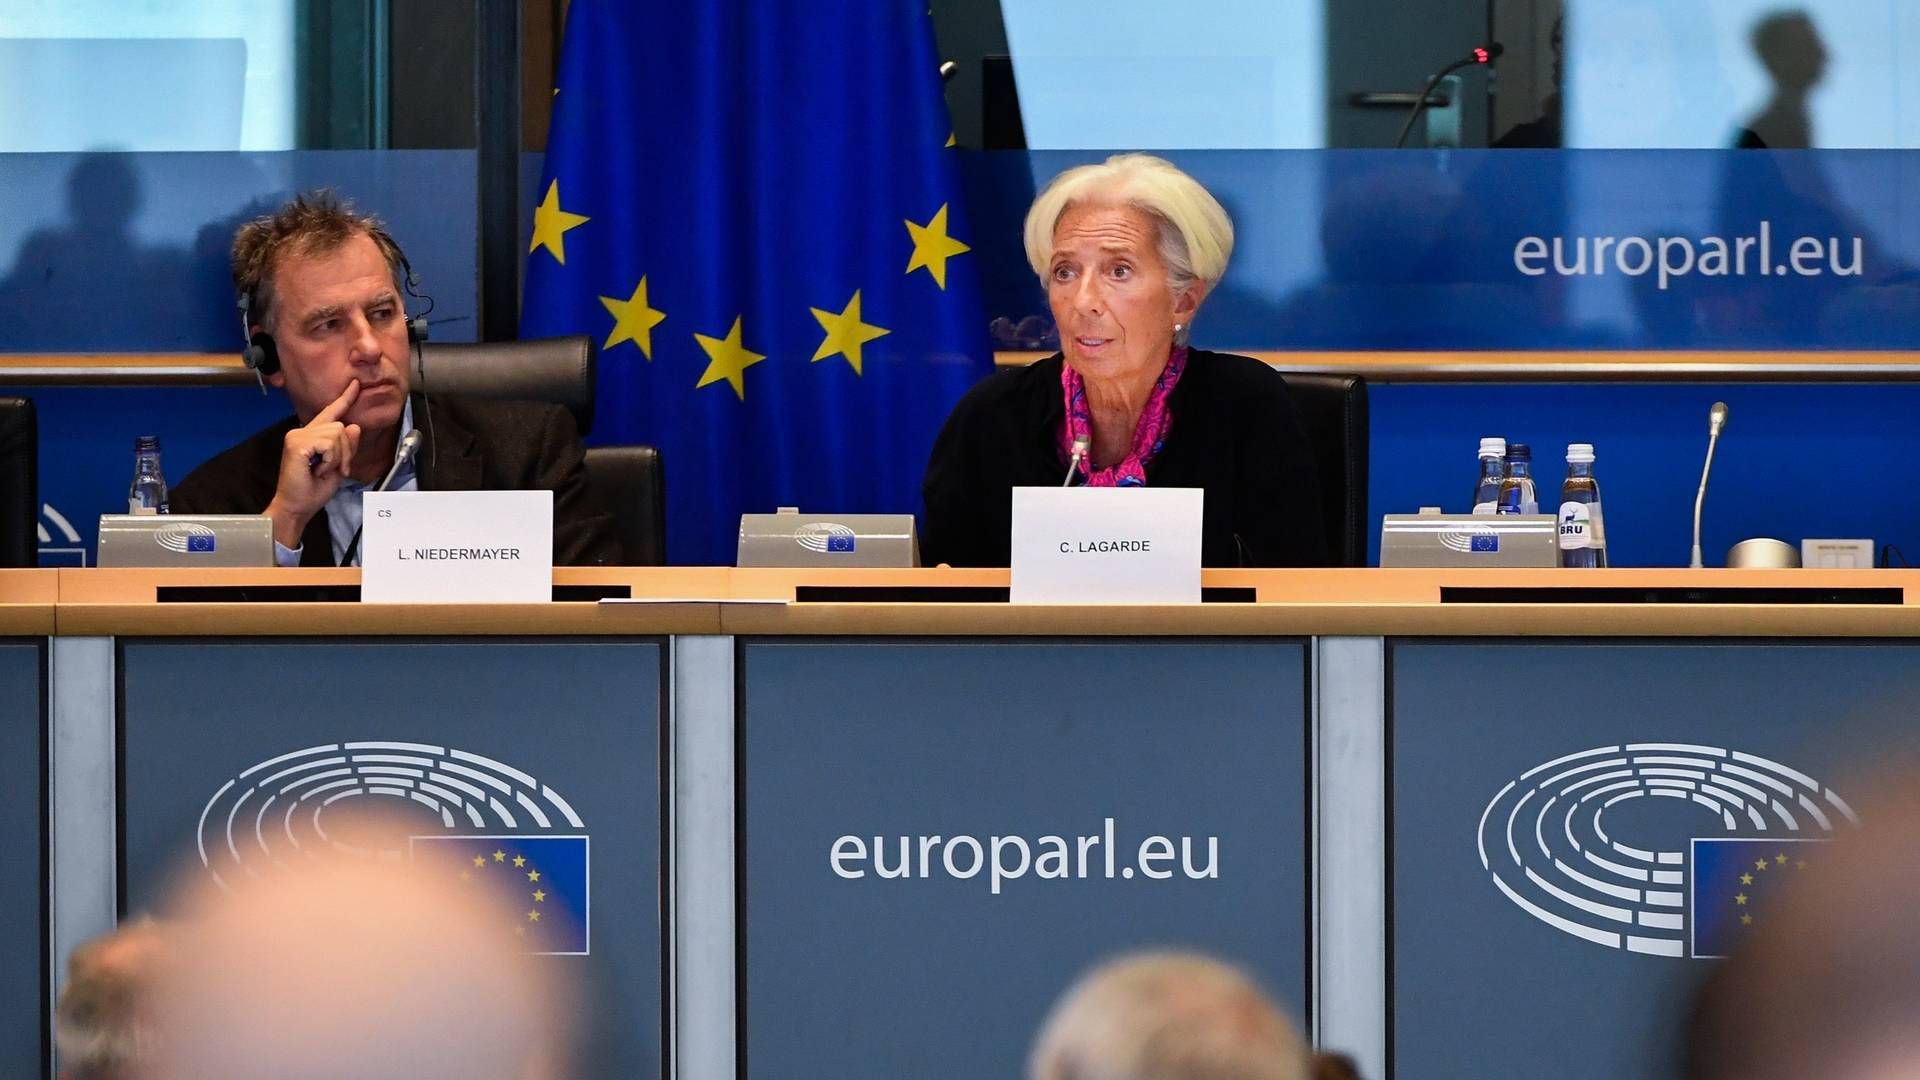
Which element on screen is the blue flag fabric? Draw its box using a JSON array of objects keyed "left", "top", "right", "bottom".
[
  {"left": 522, "top": 1, "right": 995, "bottom": 565},
  {"left": 1690, "top": 837, "right": 1823, "bottom": 958}
]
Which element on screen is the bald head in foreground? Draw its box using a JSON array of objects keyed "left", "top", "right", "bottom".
[
  {"left": 147, "top": 854, "right": 568, "bottom": 1079},
  {"left": 1684, "top": 768, "right": 1920, "bottom": 1080},
  {"left": 1029, "top": 951, "right": 1312, "bottom": 1080}
]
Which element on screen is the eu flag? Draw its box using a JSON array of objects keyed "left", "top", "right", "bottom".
[
  {"left": 412, "top": 834, "right": 591, "bottom": 955},
  {"left": 1690, "top": 837, "right": 1823, "bottom": 958},
  {"left": 522, "top": 1, "right": 994, "bottom": 565}
]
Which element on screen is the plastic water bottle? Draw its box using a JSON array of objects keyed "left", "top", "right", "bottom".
[
  {"left": 128, "top": 435, "right": 169, "bottom": 515},
  {"left": 1557, "top": 443, "right": 1606, "bottom": 568},
  {"left": 1470, "top": 436, "right": 1506, "bottom": 515},
  {"left": 1495, "top": 442, "right": 1538, "bottom": 515}
]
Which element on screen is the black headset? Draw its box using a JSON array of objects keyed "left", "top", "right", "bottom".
[{"left": 238, "top": 239, "right": 434, "bottom": 379}]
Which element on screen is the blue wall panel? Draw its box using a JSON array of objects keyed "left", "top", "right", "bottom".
[{"left": 740, "top": 639, "right": 1309, "bottom": 1079}]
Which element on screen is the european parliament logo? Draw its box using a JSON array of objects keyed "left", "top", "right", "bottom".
[
  {"left": 196, "top": 741, "right": 592, "bottom": 955},
  {"left": 155, "top": 522, "right": 218, "bottom": 554},
  {"left": 1476, "top": 743, "right": 1852, "bottom": 958},
  {"left": 795, "top": 522, "right": 858, "bottom": 555}
]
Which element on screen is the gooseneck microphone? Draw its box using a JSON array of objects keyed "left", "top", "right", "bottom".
[
  {"left": 376, "top": 429, "right": 423, "bottom": 492},
  {"left": 1394, "top": 42, "right": 1504, "bottom": 149},
  {"left": 1062, "top": 436, "right": 1090, "bottom": 487},
  {"left": 1690, "top": 402, "right": 1730, "bottom": 568}
]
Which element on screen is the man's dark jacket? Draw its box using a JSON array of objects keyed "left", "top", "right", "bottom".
[
  {"left": 171, "top": 393, "right": 621, "bottom": 566},
  {"left": 921, "top": 348, "right": 1328, "bottom": 568}
]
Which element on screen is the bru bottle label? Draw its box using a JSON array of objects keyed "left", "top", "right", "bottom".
[{"left": 1558, "top": 502, "right": 1605, "bottom": 550}]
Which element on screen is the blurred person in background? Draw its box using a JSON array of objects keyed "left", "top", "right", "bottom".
[
  {"left": 55, "top": 918, "right": 169, "bottom": 1080},
  {"left": 1682, "top": 765, "right": 1920, "bottom": 1080},
  {"left": 1028, "top": 950, "right": 1313, "bottom": 1080},
  {"left": 146, "top": 839, "right": 570, "bottom": 1079}
]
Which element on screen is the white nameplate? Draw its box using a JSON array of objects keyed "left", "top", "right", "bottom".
[
  {"left": 362, "top": 491, "right": 553, "bottom": 603},
  {"left": 1010, "top": 487, "right": 1203, "bottom": 604}
]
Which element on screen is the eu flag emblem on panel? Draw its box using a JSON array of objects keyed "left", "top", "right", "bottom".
[
  {"left": 1690, "top": 837, "right": 1823, "bottom": 958},
  {"left": 522, "top": 1, "right": 995, "bottom": 565},
  {"left": 412, "top": 835, "right": 590, "bottom": 955}
]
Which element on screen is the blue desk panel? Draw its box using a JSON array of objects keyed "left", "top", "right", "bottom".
[
  {"left": 1391, "top": 640, "right": 1920, "bottom": 1080},
  {"left": 118, "top": 639, "right": 663, "bottom": 1078},
  {"left": 0, "top": 640, "right": 43, "bottom": 1076},
  {"left": 740, "top": 639, "right": 1309, "bottom": 1078}
]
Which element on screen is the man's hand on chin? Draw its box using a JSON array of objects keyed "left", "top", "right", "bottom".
[{"left": 265, "top": 380, "right": 362, "bottom": 548}]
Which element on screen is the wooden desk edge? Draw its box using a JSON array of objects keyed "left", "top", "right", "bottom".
[
  {"left": 56, "top": 602, "right": 724, "bottom": 637},
  {"left": 716, "top": 601, "right": 1920, "bottom": 637},
  {"left": 0, "top": 570, "right": 58, "bottom": 635},
  {"left": 36, "top": 567, "right": 1920, "bottom": 637}
]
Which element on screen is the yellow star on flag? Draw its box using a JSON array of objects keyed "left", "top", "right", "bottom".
[
  {"left": 810, "top": 290, "right": 890, "bottom": 375},
  {"left": 493, "top": 850, "right": 506, "bottom": 862},
  {"left": 512, "top": 855, "right": 527, "bottom": 868},
  {"left": 904, "top": 203, "right": 971, "bottom": 289},
  {"left": 527, "top": 910, "right": 541, "bottom": 923},
  {"left": 1740, "top": 873, "right": 1753, "bottom": 885},
  {"left": 472, "top": 855, "right": 486, "bottom": 868},
  {"left": 945, "top": 131, "right": 956, "bottom": 148},
  {"left": 528, "top": 870, "right": 541, "bottom": 883},
  {"left": 600, "top": 276, "right": 667, "bottom": 359},
  {"left": 533, "top": 889, "right": 547, "bottom": 903},
  {"left": 529, "top": 179, "right": 590, "bottom": 265},
  {"left": 694, "top": 316, "right": 768, "bottom": 400}
]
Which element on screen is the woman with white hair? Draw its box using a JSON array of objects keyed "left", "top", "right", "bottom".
[{"left": 922, "top": 153, "right": 1327, "bottom": 567}]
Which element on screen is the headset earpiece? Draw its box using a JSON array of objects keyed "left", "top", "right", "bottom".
[
  {"left": 244, "top": 330, "right": 280, "bottom": 376},
  {"left": 237, "top": 292, "right": 278, "bottom": 390}
]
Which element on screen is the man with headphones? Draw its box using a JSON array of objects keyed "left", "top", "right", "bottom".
[{"left": 170, "top": 191, "right": 619, "bottom": 566}]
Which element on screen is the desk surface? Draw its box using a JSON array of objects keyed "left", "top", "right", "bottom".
[
  {"left": 16, "top": 566, "right": 1920, "bottom": 637},
  {"left": 0, "top": 571, "right": 55, "bottom": 635}
]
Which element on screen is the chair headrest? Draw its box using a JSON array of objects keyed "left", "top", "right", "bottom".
[{"left": 410, "top": 336, "right": 596, "bottom": 436}]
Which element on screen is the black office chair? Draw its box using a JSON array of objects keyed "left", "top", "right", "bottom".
[
  {"left": 583, "top": 446, "right": 666, "bottom": 565},
  {"left": 412, "top": 335, "right": 595, "bottom": 436},
  {"left": 0, "top": 397, "right": 36, "bottom": 568},
  {"left": 1278, "top": 373, "right": 1369, "bottom": 567},
  {"left": 417, "top": 336, "right": 666, "bottom": 565}
]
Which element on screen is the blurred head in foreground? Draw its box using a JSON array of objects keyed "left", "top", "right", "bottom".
[
  {"left": 148, "top": 850, "right": 568, "bottom": 1079},
  {"left": 56, "top": 918, "right": 169, "bottom": 1079},
  {"left": 1028, "top": 950, "right": 1311, "bottom": 1080},
  {"left": 1684, "top": 768, "right": 1920, "bottom": 1080}
]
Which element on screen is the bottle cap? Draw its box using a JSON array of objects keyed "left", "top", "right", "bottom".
[
  {"left": 134, "top": 435, "right": 160, "bottom": 451},
  {"left": 1567, "top": 443, "right": 1595, "bottom": 463},
  {"left": 1507, "top": 442, "right": 1532, "bottom": 460},
  {"left": 1478, "top": 436, "right": 1506, "bottom": 458}
]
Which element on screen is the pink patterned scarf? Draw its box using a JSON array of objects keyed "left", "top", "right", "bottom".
[{"left": 1058, "top": 346, "right": 1188, "bottom": 486}]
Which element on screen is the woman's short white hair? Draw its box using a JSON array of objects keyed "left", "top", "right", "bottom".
[{"left": 1022, "top": 153, "right": 1235, "bottom": 294}]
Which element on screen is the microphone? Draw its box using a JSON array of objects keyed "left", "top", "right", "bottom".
[
  {"left": 1394, "top": 42, "right": 1505, "bottom": 149},
  {"left": 1062, "top": 435, "right": 1090, "bottom": 487},
  {"left": 1689, "top": 402, "right": 1730, "bottom": 568},
  {"left": 376, "top": 429, "right": 423, "bottom": 492}
]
